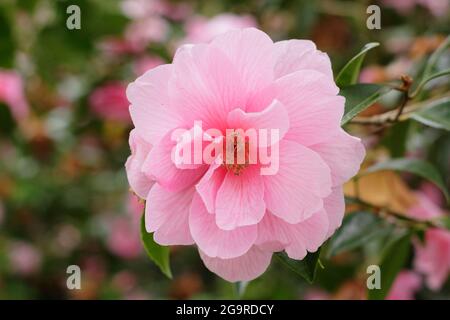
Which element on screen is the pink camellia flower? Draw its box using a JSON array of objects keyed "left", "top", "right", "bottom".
[
  {"left": 0, "top": 70, "right": 29, "bottom": 121},
  {"left": 386, "top": 270, "right": 422, "bottom": 300},
  {"left": 406, "top": 184, "right": 450, "bottom": 291},
  {"left": 89, "top": 82, "right": 130, "bottom": 123},
  {"left": 125, "top": 28, "right": 365, "bottom": 282},
  {"left": 183, "top": 14, "right": 257, "bottom": 44}
]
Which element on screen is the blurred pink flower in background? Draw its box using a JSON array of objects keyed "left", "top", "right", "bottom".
[
  {"left": 386, "top": 270, "right": 422, "bottom": 300},
  {"left": 382, "top": 0, "right": 449, "bottom": 17},
  {"left": 8, "top": 241, "right": 42, "bottom": 276},
  {"left": 406, "top": 183, "right": 450, "bottom": 291},
  {"left": 99, "top": 37, "right": 142, "bottom": 56},
  {"left": 134, "top": 55, "right": 165, "bottom": 76},
  {"left": 183, "top": 14, "right": 257, "bottom": 44},
  {"left": 420, "top": 0, "right": 450, "bottom": 16},
  {"left": 89, "top": 82, "right": 130, "bottom": 123},
  {"left": 124, "top": 17, "right": 169, "bottom": 50},
  {"left": 304, "top": 288, "right": 331, "bottom": 300},
  {"left": 107, "top": 194, "right": 143, "bottom": 259},
  {"left": 359, "top": 58, "right": 412, "bottom": 83},
  {"left": 107, "top": 216, "right": 141, "bottom": 259},
  {"left": 121, "top": 0, "right": 191, "bottom": 21},
  {"left": 420, "top": 182, "right": 445, "bottom": 207},
  {"left": 414, "top": 229, "right": 450, "bottom": 290},
  {"left": 0, "top": 70, "right": 29, "bottom": 121},
  {"left": 121, "top": 0, "right": 168, "bottom": 19},
  {"left": 126, "top": 28, "right": 365, "bottom": 281},
  {"left": 382, "top": 0, "right": 417, "bottom": 13},
  {"left": 120, "top": 0, "right": 186, "bottom": 52},
  {"left": 408, "top": 195, "right": 442, "bottom": 220}
]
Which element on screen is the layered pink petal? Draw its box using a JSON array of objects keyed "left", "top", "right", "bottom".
[
  {"left": 189, "top": 194, "right": 257, "bottom": 259},
  {"left": 210, "top": 28, "right": 274, "bottom": 98},
  {"left": 323, "top": 187, "right": 345, "bottom": 238},
  {"left": 256, "top": 210, "right": 329, "bottom": 259},
  {"left": 145, "top": 185, "right": 195, "bottom": 245},
  {"left": 275, "top": 70, "right": 343, "bottom": 146},
  {"left": 263, "top": 140, "right": 332, "bottom": 224},
  {"left": 142, "top": 130, "right": 207, "bottom": 192},
  {"left": 215, "top": 166, "right": 266, "bottom": 230},
  {"left": 273, "top": 40, "right": 333, "bottom": 79},
  {"left": 127, "top": 64, "right": 181, "bottom": 145},
  {"left": 195, "top": 163, "right": 226, "bottom": 213},
  {"left": 125, "top": 129, "right": 154, "bottom": 199},
  {"left": 310, "top": 129, "right": 365, "bottom": 186},
  {"left": 199, "top": 246, "right": 272, "bottom": 282},
  {"left": 227, "top": 99, "right": 290, "bottom": 147},
  {"left": 169, "top": 44, "right": 247, "bottom": 130}
]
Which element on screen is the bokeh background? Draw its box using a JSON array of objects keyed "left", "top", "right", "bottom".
[{"left": 0, "top": 0, "right": 449, "bottom": 299}]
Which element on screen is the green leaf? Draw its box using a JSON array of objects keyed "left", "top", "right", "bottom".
[
  {"left": 421, "top": 36, "right": 450, "bottom": 80},
  {"left": 367, "top": 232, "right": 411, "bottom": 300},
  {"left": 335, "top": 42, "right": 380, "bottom": 88},
  {"left": 436, "top": 216, "right": 450, "bottom": 231},
  {"left": 275, "top": 250, "right": 322, "bottom": 283},
  {"left": 410, "top": 36, "right": 450, "bottom": 97},
  {"left": 410, "top": 68, "right": 450, "bottom": 97},
  {"left": 364, "top": 158, "right": 449, "bottom": 202},
  {"left": 325, "top": 211, "right": 393, "bottom": 258},
  {"left": 381, "top": 120, "right": 411, "bottom": 157},
  {"left": 340, "top": 84, "right": 391, "bottom": 125},
  {"left": 140, "top": 214, "right": 172, "bottom": 279},
  {"left": 410, "top": 97, "right": 450, "bottom": 131}
]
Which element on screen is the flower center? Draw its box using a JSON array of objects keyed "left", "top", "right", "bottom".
[{"left": 222, "top": 132, "right": 250, "bottom": 176}]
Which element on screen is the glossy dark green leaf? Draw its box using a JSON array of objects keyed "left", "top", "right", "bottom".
[
  {"left": 364, "top": 158, "right": 449, "bottom": 202},
  {"left": 275, "top": 250, "right": 321, "bottom": 283},
  {"left": 335, "top": 42, "right": 379, "bottom": 88},
  {"left": 421, "top": 36, "right": 450, "bottom": 81},
  {"left": 367, "top": 232, "right": 411, "bottom": 300},
  {"left": 411, "top": 68, "right": 450, "bottom": 97},
  {"left": 326, "top": 211, "right": 392, "bottom": 258},
  {"left": 410, "top": 97, "right": 450, "bottom": 131},
  {"left": 410, "top": 36, "right": 450, "bottom": 97},
  {"left": 381, "top": 120, "right": 411, "bottom": 158},
  {"left": 340, "top": 84, "right": 391, "bottom": 125},
  {"left": 140, "top": 214, "right": 172, "bottom": 279}
]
